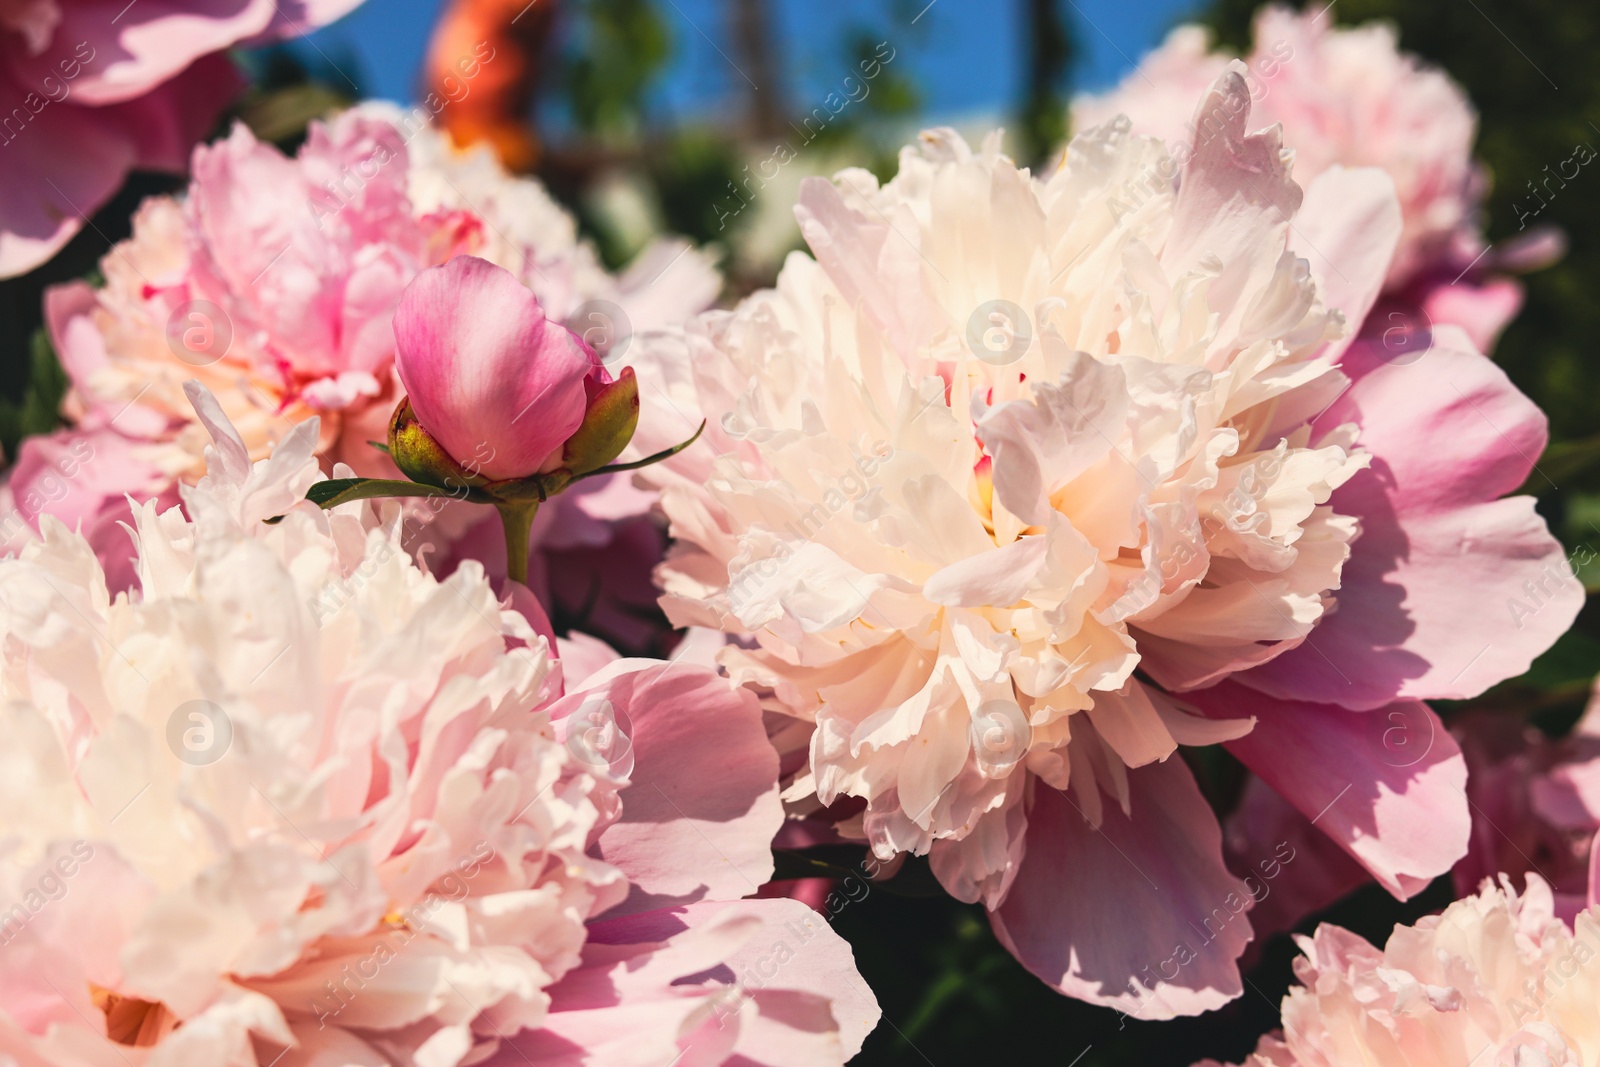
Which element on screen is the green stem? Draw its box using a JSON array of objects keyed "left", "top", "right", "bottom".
[{"left": 497, "top": 501, "right": 539, "bottom": 587}]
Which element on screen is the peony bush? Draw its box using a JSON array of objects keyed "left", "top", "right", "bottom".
[{"left": 0, "top": 2, "right": 1595, "bottom": 1063}]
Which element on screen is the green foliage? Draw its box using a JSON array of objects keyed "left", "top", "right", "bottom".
[
  {"left": 847, "top": 31, "right": 922, "bottom": 122},
  {"left": 1017, "top": 0, "right": 1077, "bottom": 167},
  {"left": 560, "top": 0, "right": 673, "bottom": 141},
  {"left": 642, "top": 129, "right": 748, "bottom": 252},
  {"left": 302, "top": 477, "right": 482, "bottom": 509},
  {"left": 0, "top": 328, "right": 67, "bottom": 461}
]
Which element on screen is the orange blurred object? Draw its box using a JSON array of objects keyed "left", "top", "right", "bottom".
[{"left": 422, "top": 0, "right": 560, "bottom": 172}]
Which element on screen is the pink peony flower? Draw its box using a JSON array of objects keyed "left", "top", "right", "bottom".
[
  {"left": 1072, "top": 6, "right": 1558, "bottom": 353},
  {"left": 393, "top": 255, "right": 603, "bottom": 482},
  {"left": 0, "top": 384, "right": 876, "bottom": 1065},
  {"left": 0, "top": 0, "right": 364, "bottom": 277},
  {"left": 1202, "top": 871, "right": 1600, "bottom": 1066},
  {"left": 631, "top": 69, "right": 1579, "bottom": 1017},
  {"left": 1453, "top": 684, "right": 1600, "bottom": 926},
  {"left": 8, "top": 103, "right": 718, "bottom": 611}
]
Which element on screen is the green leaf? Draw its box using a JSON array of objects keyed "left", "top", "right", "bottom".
[
  {"left": 306, "top": 478, "right": 475, "bottom": 509},
  {"left": 771, "top": 848, "right": 860, "bottom": 882},
  {"left": 1525, "top": 432, "right": 1600, "bottom": 494},
  {"left": 1518, "top": 627, "right": 1600, "bottom": 693},
  {"left": 0, "top": 327, "right": 69, "bottom": 459},
  {"left": 570, "top": 419, "right": 706, "bottom": 483},
  {"left": 262, "top": 478, "right": 481, "bottom": 522},
  {"left": 769, "top": 847, "right": 947, "bottom": 898}
]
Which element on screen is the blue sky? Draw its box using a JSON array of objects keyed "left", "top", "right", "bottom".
[{"left": 291, "top": 0, "right": 1204, "bottom": 122}]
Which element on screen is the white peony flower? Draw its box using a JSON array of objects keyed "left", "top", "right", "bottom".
[
  {"left": 0, "top": 385, "right": 878, "bottom": 1065},
  {"left": 1205, "top": 872, "right": 1600, "bottom": 1067},
  {"left": 632, "top": 67, "right": 1577, "bottom": 1014}
]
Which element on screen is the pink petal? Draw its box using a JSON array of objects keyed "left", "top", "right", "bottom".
[
  {"left": 1221, "top": 774, "right": 1375, "bottom": 948},
  {"left": 1418, "top": 276, "right": 1523, "bottom": 354},
  {"left": 715, "top": 898, "right": 880, "bottom": 1063},
  {"left": 555, "top": 632, "right": 623, "bottom": 690},
  {"left": 794, "top": 176, "right": 930, "bottom": 361},
  {"left": 922, "top": 533, "right": 1050, "bottom": 608},
  {"left": 1086, "top": 684, "right": 1179, "bottom": 769},
  {"left": 277, "top": 1024, "right": 388, "bottom": 1066},
  {"left": 1162, "top": 64, "right": 1302, "bottom": 284},
  {"left": 1292, "top": 166, "right": 1402, "bottom": 362},
  {"left": 1190, "top": 680, "right": 1468, "bottom": 899},
  {"left": 0, "top": 54, "right": 236, "bottom": 278},
  {"left": 119, "top": 53, "right": 243, "bottom": 171},
  {"left": 1589, "top": 830, "right": 1600, "bottom": 911},
  {"left": 394, "top": 256, "right": 595, "bottom": 480},
  {"left": 1533, "top": 754, "right": 1600, "bottom": 832},
  {"left": 2, "top": 0, "right": 349, "bottom": 112},
  {"left": 0, "top": 79, "right": 134, "bottom": 277},
  {"left": 1237, "top": 329, "right": 1579, "bottom": 708},
  {"left": 499, "top": 579, "right": 558, "bottom": 661},
  {"left": 1492, "top": 225, "right": 1565, "bottom": 273},
  {"left": 509, "top": 900, "right": 877, "bottom": 1066},
  {"left": 974, "top": 351, "right": 1128, "bottom": 527},
  {"left": 0, "top": 838, "right": 155, "bottom": 1033},
  {"left": 4, "top": 428, "right": 175, "bottom": 592},
  {"left": 555, "top": 660, "right": 781, "bottom": 914},
  {"left": 186, "top": 114, "right": 416, "bottom": 382},
  {"left": 44, "top": 281, "right": 155, "bottom": 432},
  {"left": 990, "top": 757, "right": 1252, "bottom": 1019},
  {"left": 260, "top": 0, "right": 367, "bottom": 37},
  {"left": 2, "top": 0, "right": 272, "bottom": 106}
]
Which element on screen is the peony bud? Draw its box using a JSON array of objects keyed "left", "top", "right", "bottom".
[
  {"left": 297, "top": 256, "right": 700, "bottom": 588},
  {"left": 393, "top": 255, "right": 600, "bottom": 481}
]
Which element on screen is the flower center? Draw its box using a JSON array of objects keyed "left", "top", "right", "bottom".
[{"left": 89, "top": 985, "right": 176, "bottom": 1047}]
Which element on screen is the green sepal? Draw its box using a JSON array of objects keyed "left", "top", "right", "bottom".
[
  {"left": 562, "top": 366, "right": 640, "bottom": 477},
  {"left": 388, "top": 399, "right": 491, "bottom": 492},
  {"left": 483, "top": 474, "right": 562, "bottom": 502}
]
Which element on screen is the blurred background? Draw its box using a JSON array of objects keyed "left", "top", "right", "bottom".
[{"left": 4, "top": 0, "right": 1598, "bottom": 1061}]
